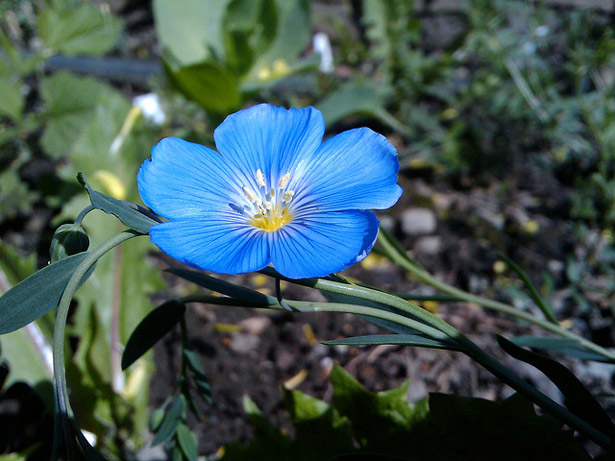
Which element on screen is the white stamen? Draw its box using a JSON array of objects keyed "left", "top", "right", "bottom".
[
  {"left": 282, "top": 190, "right": 295, "bottom": 203},
  {"left": 243, "top": 186, "right": 258, "bottom": 203},
  {"left": 256, "top": 169, "right": 266, "bottom": 188},
  {"left": 278, "top": 173, "right": 290, "bottom": 188},
  {"left": 264, "top": 201, "right": 272, "bottom": 210}
]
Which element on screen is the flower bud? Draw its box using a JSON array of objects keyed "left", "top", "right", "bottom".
[{"left": 49, "top": 223, "right": 90, "bottom": 262}]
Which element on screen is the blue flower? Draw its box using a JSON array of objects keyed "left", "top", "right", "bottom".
[{"left": 137, "top": 104, "right": 402, "bottom": 279}]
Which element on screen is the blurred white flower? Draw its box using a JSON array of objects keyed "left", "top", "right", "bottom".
[
  {"left": 313, "top": 32, "right": 334, "bottom": 74},
  {"left": 535, "top": 25, "right": 549, "bottom": 37},
  {"left": 133, "top": 93, "right": 166, "bottom": 126}
]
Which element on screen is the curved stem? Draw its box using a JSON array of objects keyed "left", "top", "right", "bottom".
[
  {"left": 74, "top": 204, "right": 95, "bottom": 226},
  {"left": 52, "top": 231, "right": 141, "bottom": 460},
  {"left": 258, "top": 269, "right": 610, "bottom": 447},
  {"left": 378, "top": 231, "right": 615, "bottom": 362}
]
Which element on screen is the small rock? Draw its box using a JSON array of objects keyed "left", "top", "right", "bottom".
[
  {"left": 401, "top": 208, "right": 437, "bottom": 235},
  {"left": 239, "top": 316, "right": 271, "bottom": 335},
  {"left": 229, "top": 333, "right": 260, "bottom": 354},
  {"left": 414, "top": 236, "right": 442, "bottom": 255},
  {"left": 378, "top": 214, "right": 395, "bottom": 232}
]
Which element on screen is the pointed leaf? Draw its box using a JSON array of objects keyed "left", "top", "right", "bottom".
[
  {"left": 122, "top": 300, "right": 186, "bottom": 370},
  {"left": 510, "top": 336, "right": 613, "bottom": 362},
  {"left": 176, "top": 424, "right": 198, "bottom": 461},
  {"left": 498, "top": 335, "right": 614, "bottom": 438},
  {"left": 152, "top": 394, "right": 186, "bottom": 446},
  {"left": 322, "top": 334, "right": 462, "bottom": 351},
  {"left": 167, "top": 268, "right": 276, "bottom": 306},
  {"left": 0, "top": 253, "right": 89, "bottom": 334},
  {"left": 78, "top": 173, "right": 158, "bottom": 234}
]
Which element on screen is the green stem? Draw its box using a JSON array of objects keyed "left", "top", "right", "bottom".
[
  {"left": 258, "top": 269, "right": 610, "bottom": 447},
  {"left": 74, "top": 205, "right": 94, "bottom": 226},
  {"left": 378, "top": 232, "right": 615, "bottom": 362},
  {"left": 52, "top": 231, "right": 140, "bottom": 460}
]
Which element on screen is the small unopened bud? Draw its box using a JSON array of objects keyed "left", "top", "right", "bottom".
[{"left": 50, "top": 223, "right": 90, "bottom": 262}]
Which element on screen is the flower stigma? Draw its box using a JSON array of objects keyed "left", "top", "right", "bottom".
[{"left": 242, "top": 170, "right": 295, "bottom": 232}]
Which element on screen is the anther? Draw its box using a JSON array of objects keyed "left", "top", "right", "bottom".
[
  {"left": 243, "top": 186, "right": 258, "bottom": 203},
  {"left": 256, "top": 169, "right": 266, "bottom": 188},
  {"left": 282, "top": 190, "right": 295, "bottom": 203},
  {"left": 278, "top": 173, "right": 290, "bottom": 188}
]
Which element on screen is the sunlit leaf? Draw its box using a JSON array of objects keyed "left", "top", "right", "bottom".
[
  {"left": 176, "top": 424, "right": 198, "bottom": 461},
  {"left": 0, "top": 253, "right": 89, "bottom": 335}
]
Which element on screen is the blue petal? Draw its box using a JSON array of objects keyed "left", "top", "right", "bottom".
[
  {"left": 213, "top": 104, "right": 324, "bottom": 191},
  {"left": 269, "top": 210, "right": 379, "bottom": 279},
  {"left": 291, "top": 128, "right": 402, "bottom": 212},
  {"left": 149, "top": 212, "right": 270, "bottom": 274},
  {"left": 138, "top": 137, "right": 244, "bottom": 220}
]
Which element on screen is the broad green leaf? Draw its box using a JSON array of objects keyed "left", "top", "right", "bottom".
[
  {"left": 152, "top": 394, "right": 186, "bottom": 446},
  {"left": 282, "top": 387, "right": 355, "bottom": 457},
  {"left": 153, "top": 0, "right": 232, "bottom": 66},
  {"left": 176, "top": 424, "right": 198, "bottom": 461},
  {"left": 122, "top": 300, "right": 186, "bottom": 370},
  {"left": 498, "top": 335, "right": 614, "bottom": 438},
  {"left": 0, "top": 170, "right": 39, "bottom": 220},
  {"left": 0, "top": 252, "right": 89, "bottom": 335},
  {"left": 38, "top": 2, "right": 122, "bottom": 57},
  {"left": 78, "top": 174, "right": 158, "bottom": 234},
  {"left": 510, "top": 335, "right": 612, "bottom": 362},
  {"left": 0, "top": 327, "right": 52, "bottom": 391},
  {"left": 40, "top": 72, "right": 128, "bottom": 160},
  {"left": 165, "top": 61, "right": 241, "bottom": 114},
  {"left": 0, "top": 76, "right": 24, "bottom": 121},
  {"left": 167, "top": 268, "right": 275, "bottom": 306},
  {"left": 316, "top": 81, "right": 392, "bottom": 128},
  {"left": 322, "top": 333, "right": 462, "bottom": 351},
  {"left": 243, "top": 0, "right": 310, "bottom": 82}
]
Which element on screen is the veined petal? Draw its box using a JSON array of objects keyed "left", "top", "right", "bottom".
[
  {"left": 291, "top": 128, "right": 402, "bottom": 212},
  {"left": 213, "top": 104, "right": 325, "bottom": 190},
  {"left": 149, "top": 212, "right": 270, "bottom": 274},
  {"left": 138, "top": 137, "right": 243, "bottom": 220},
  {"left": 270, "top": 210, "right": 379, "bottom": 279}
]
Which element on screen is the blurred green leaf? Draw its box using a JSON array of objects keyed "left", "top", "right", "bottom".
[
  {"left": 122, "top": 300, "right": 186, "bottom": 370},
  {"left": 152, "top": 394, "right": 186, "bottom": 446},
  {"left": 40, "top": 71, "right": 128, "bottom": 160},
  {"left": 0, "top": 170, "right": 39, "bottom": 220},
  {"left": 176, "top": 424, "right": 198, "bottom": 461},
  {"left": 38, "top": 2, "right": 122, "bottom": 57},
  {"left": 243, "top": 0, "right": 310, "bottom": 81},
  {"left": 153, "top": 0, "right": 232, "bottom": 66},
  {"left": 316, "top": 81, "right": 392, "bottom": 128},
  {"left": 0, "top": 76, "right": 24, "bottom": 121},
  {"left": 165, "top": 61, "right": 241, "bottom": 114},
  {"left": 0, "top": 252, "right": 89, "bottom": 335}
]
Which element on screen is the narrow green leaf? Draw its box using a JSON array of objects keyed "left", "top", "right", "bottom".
[
  {"left": 183, "top": 348, "right": 207, "bottom": 379},
  {"left": 122, "top": 300, "right": 186, "bottom": 370},
  {"left": 176, "top": 424, "right": 198, "bottom": 461},
  {"left": 510, "top": 336, "right": 613, "bottom": 363},
  {"left": 73, "top": 422, "right": 107, "bottom": 461},
  {"left": 0, "top": 253, "right": 89, "bottom": 334},
  {"left": 322, "top": 334, "right": 462, "bottom": 351},
  {"left": 498, "top": 253, "right": 558, "bottom": 324},
  {"left": 78, "top": 173, "right": 158, "bottom": 234},
  {"left": 152, "top": 394, "right": 186, "bottom": 446},
  {"left": 167, "top": 268, "right": 276, "bottom": 306},
  {"left": 498, "top": 335, "right": 615, "bottom": 438}
]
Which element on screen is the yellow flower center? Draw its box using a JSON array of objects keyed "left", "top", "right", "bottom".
[{"left": 242, "top": 169, "right": 295, "bottom": 232}]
